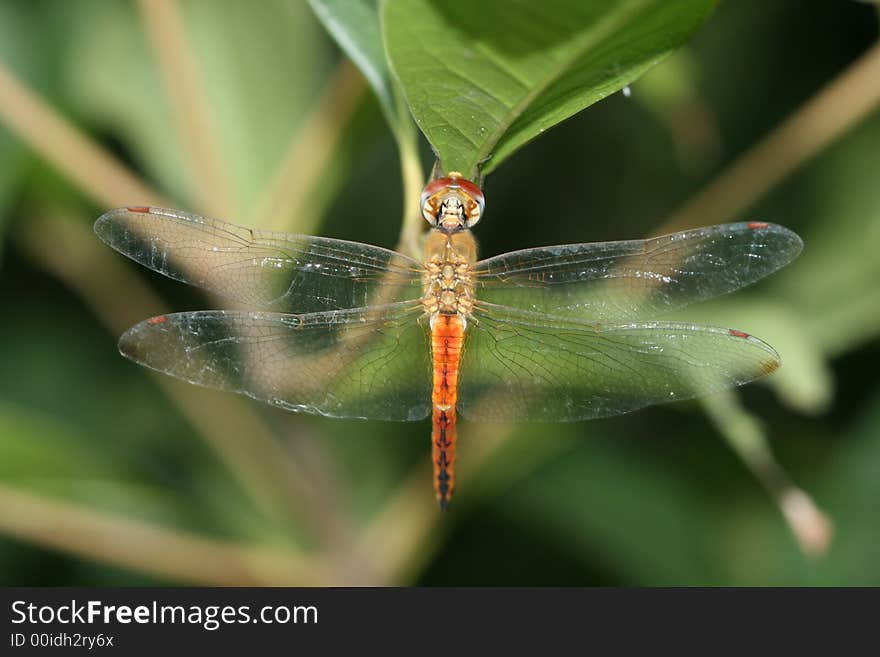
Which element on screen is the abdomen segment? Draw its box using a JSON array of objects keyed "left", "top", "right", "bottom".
[{"left": 430, "top": 314, "right": 466, "bottom": 509}]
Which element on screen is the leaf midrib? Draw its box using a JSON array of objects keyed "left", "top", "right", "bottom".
[{"left": 463, "top": 0, "right": 649, "bottom": 177}]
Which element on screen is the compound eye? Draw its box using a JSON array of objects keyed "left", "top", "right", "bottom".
[
  {"left": 420, "top": 177, "right": 453, "bottom": 226},
  {"left": 421, "top": 177, "right": 450, "bottom": 199},
  {"left": 452, "top": 178, "right": 484, "bottom": 227},
  {"left": 456, "top": 178, "right": 484, "bottom": 208},
  {"left": 421, "top": 200, "right": 436, "bottom": 225},
  {"left": 465, "top": 199, "right": 483, "bottom": 227}
]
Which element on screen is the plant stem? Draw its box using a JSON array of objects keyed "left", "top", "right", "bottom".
[
  {"left": 0, "top": 61, "right": 169, "bottom": 208},
  {"left": 249, "top": 59, "right": 366, "bottom": 233},
  {"left": 393, "top": 92, "right": 426, "bottom": 259},
  {"left": 701, "top": 392, "right": 833, "bottom": 557},
  {"left": 0, "top": 483, "right": 317, "bottom": 585},
  {"left": 656, "top": 40, "right": 880, "bottom": 234},
  {"left": 137, "top": 0, "right": 234, "bottom": 219}
]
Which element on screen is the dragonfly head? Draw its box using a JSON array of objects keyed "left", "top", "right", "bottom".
[{"left": 420, "top": 172, "right": 484, "bottom": 233}]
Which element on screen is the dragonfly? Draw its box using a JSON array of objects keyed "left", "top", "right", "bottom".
[{"left": 95, "top": 172, "right": 802, "bottom": 509}]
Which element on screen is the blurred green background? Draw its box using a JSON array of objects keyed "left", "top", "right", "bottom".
[{"left": 1, "top": 0, "right": 879, "bottom": 586}]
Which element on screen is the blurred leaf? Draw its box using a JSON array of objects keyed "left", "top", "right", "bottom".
[
  {"left": 633, "top": 48, "right": 701, "bottom": 106},
  {"left": 0, "top": 392, "right": 272, "bottom": 541},
  {"left": 630, "top": 48, "right": 723, "bottom": 175},
  {"left": 0, "top": 2, "right": 53, "bottom": 245},
  {"left": 507, "top": 432, "right": 718, "bottom": 585},
  {"left": 771, "top": 114, "right": 880, "bottom": 356},
  {"left": 63, "top": 0, "right": 325, "bottom": 217},
  {"left": 809, "top": 390, "right": 880, "bottom": 585},
  {"left": 0, "top": 402, "right": 186, "bottom": 525},
  {"left": 671, "top": 298, "right": 833, "bottom": 415},
  {"left": 721, "top": 388, "right": 880, "bottom": 585},
  {"left": 383, "top": 0, "right": 715, "bottom": 178},
  {"left": 309, "top": 0, "right": 398, "bottom": 125},
  {"left": 0, "top": 403, "right": 119, "bottom": 482},
  {"left": 63, "top": 1, "right": 190, "bottom": 205},
  {"left": 0, "top": 131, "right": 28, "bottom": 229},
  {"left": 699, "top": 391, "right": 834, "bottom": 558}
]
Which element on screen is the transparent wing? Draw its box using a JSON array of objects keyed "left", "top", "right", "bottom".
[
  {"left": 119, "top": 302, "right": 431, "bottom": 421},
  {"left": 95, "top": 206, "right": 423, "bottom": 313},
  {"left": 475, "top": 222, "right": 802, "bottom": 321},
  {"left": 458, "top": 304, "right": 780, "bottom": 422}
]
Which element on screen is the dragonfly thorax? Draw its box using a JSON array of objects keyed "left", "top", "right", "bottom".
[{"left": 422, "top": 231, "right": 476, "bottom": 316}]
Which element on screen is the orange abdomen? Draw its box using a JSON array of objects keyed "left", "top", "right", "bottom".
[{"left": 431, "top": 314, "right": 465, "bottom": 510}]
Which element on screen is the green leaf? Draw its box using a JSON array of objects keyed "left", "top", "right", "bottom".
[
  {"left": 507, "top": 435, "right": 718, "bottom": 585},
  {"left": 770, "top": 114, "right": 880, "bottom": 356},
  {"left": 0, "top": 1, "right": 54, "bottom": 249},
  {"left": 0, "top": 403, "right": 118, "bottom": 483},
  {"left": 722, "top": 389, "right": 880, "bottom": 585},
  {"left": 308, "top": 0, "right": 399, "bottom": 125},
  {"left": 0, "top": 403, "right": 185, "bottom": 525},
  {"left": 809, "top": 390, "right": 880, "bottom": 585},
  {"left": 383, "top": 0, "right": 715, "bottom": 178}
]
